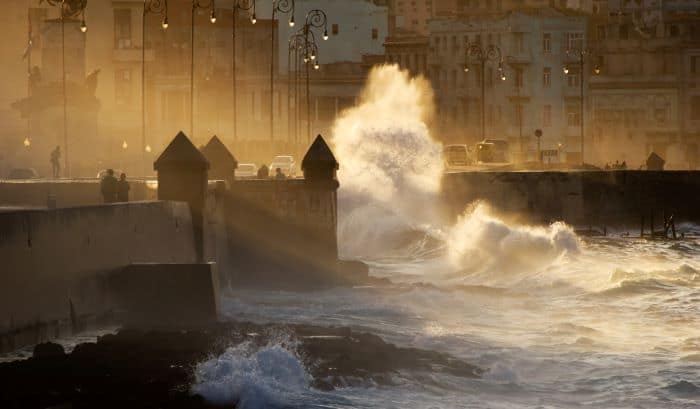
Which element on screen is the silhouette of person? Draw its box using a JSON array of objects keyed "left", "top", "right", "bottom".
[
  {"left": 614, "top": 160, "right": 620, "bottom": 169},
  {"left": 117, "top": 173, "right": 130, "bottom": 202},
  {"left": 275, "top": 167, "right": 286, "bottom": 180},
  {"left": 100, "top": 169, "right": 118, "bottom": 203},
  {"left": 257, "top": 164, "right": 269, "bottom": 179},
  {"left": 50, "top": 146, "right": 61, "bottom": 178},
  {"left": 621, "top": 160, "right": 627, "bottom": 170}
]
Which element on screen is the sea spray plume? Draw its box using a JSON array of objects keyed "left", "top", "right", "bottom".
[
  {"left": 332, "top": 64, "right": 443, "bottom": 211},
  {"left": 448, "top": 203, "right": 580, "bottom": 278},
  {"left": 192, "top": 341, "right": 310, "bottom": 409},
  {"left": 332, "top": 65, "right": 445, "bottom": 257}
]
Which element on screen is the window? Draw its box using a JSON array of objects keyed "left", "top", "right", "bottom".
[
  {"left": 668, "top": 24, "right": 680, "bottom": 38},
  {"left": 691, "top": 56, "right": 698, "bottom": 73},
  {"left": 514, "top": 103, "right": 523, "bottom": 126},
  {"left": 515, "top": 67, "right": 524, "bottom": 88},
  {"left": 619, "top": 24, "right": 629, "bottom": 40},
  {"left": 654, "top": 108, "right": 667, "bottom": 124},
  {"left": 692, "top": 96, "right": 700, "bottom": 120},
  {"left": 542, "top": 33, "right": 551, "bottom": 53},
  {"left": 372, "top": 28, "right": 378, "bottom": 40},
  {"left": 566, "top": 32, "right": 583, "bottom": 50},
  {"left": 514, "top": 32, "right": 524, "bottom": 53},
  {"left": 114, "top": 69, "right": 132, "bottom": 105},
  {"left": 332, "top": 23, "right": 339, "bottom": 35},
  {"left": 543, "top": 104, "right": 552, "bottom": 127},
  {"left": 597, "top": 25, "right": 606, "bottom": 41},
  {"left": 567, "top": 70, "right": 580, "bottom": 87},
  {"left": 114, "top": 9, "right": 132, "bottom": 49},
  {"left": 566, "top": 102, "right": 581, "bottom": 126},
  {"left": 543, "top": 67, "right": 551, "bottom": 87}
]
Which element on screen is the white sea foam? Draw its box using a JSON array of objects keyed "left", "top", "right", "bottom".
[{"left": 192, "top": 342, "right": 310, "bottom": 409}]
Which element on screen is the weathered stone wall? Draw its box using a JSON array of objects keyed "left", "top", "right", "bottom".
[
  {"left": 223, "top": 179, "right": 339, "bottom": 288},
  {"left": 0, "top": 201, "right": 197, "bottom": 336},
  {"left": 441, "top": 170, "right": 700, "bottom": 227},
  {"left": 0, "top": 180, "right": 155, "bottom": 208}
]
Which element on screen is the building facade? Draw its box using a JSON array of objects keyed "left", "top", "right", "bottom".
[
  {"left": 427, "top": 9, "right": 588, "bottom": 162},
  {"left": 588, "top": 0, "right": 700, "bottom": 169}
]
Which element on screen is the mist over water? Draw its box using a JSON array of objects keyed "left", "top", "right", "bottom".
[{"left": 208, "top": 64, "right": 700, "bottom": 408}]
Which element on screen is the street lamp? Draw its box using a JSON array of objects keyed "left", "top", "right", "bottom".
[
  {"left": 564, "top": 48, "right": 598, "bottom": 166},
  {"left": 466, "top": 42, "right": 502, "bottom": 142},
  {"left": 301, "top": 9, "right": 328, "bottom": 142},
  {"left": 288, "top": 31, "right": 306, "bottom": 144},
  {"left": 231, "top": 0, "right": 257, "bottom": 143},
  {"left": 270, "top": 0, "right": 295, "bottom": 143},
  {"left": 191, "top": 0, "right": 217, "bottom": 139},
  {"left": 142, "top": 0, "right": 168, "bottom": 175},
  {"left": 45, "top": 0, "right": 88, "bottom": 178}
]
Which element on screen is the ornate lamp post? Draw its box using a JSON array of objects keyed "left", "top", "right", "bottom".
[
  {"left": 142, "top": 0, "right": 168, "bottom": 173},
  {"left": 231, "top": 0, "right": 256, "bottom": 143},
  {"left": 270, "top": 0, "right": 295, "bottom": 142},
  {"left": 300, "top": 9, "right": 328, "bottom": 142},
  {"left": 464, "top": 43, "right": 503, "bottom": 142},
  {"left": 563, "top": 48, "right": 599, "bottom": 166},
  {"left": 45, "top": 0, "right": 88, "bottom": 177},
  {"left": 190, "top": 0, "right": 217, "bottom": 139},
  {"left": 288, "top": 31, "right": 305, "bottom": 144}
]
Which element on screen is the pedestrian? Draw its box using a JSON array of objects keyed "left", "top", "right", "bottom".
[
  {"left": 275, "top": 167, "right": 286, "bottom": 180},
  {"left": 257, "top": 164, "right": 269, "bottom": 179},
  {"left": 50, "top": 146, "right": 61, "bottom": 178},
  {"left": 100, "top": 169, "right": 118, "bottom": 203},
  {"left": 117, "top": 173, "right": 130, "bottom": 202}
]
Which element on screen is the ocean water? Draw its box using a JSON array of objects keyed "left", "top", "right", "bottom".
[{"left": 194, "top": 65, "right": 700, "bottom": 408}]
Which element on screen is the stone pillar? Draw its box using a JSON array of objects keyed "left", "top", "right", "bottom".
[
  {"left": 301, "top": 134, "right": 340, "bottom": 265},
  {"left": 154, "top": 131, "right": 210, "bottom": 261},
  {"left": 200, "top": 135, "right": 238, "bottom": 184}
]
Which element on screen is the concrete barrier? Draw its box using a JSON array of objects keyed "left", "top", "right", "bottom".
[
  {"left": 441, "top": 170, "right": 700, "bottom": 227},
  {"left": 108, "top": 263, "right": 220, "bottom": 328},
  {"left": 0, "top": 201, "right": 197, "bottom": 339},
  {"left": 0, "top": 179, "right": 155, "bottom": 208}
]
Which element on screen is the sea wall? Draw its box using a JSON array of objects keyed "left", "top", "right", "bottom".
[
  {"left": 0, "top": 179, "right": 155, "bottom": 208},
  {"left": 441, "top": 170, "right": 700, "bottom": 227},
  {"left": 223, "top": 178, "right": 339, "bottom": 288},
  {"left": 0, "top": 201, "right": 197, "bottom": 338}
]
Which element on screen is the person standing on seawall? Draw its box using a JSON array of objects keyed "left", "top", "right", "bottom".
[
  {"left": 117, "top": 173, "right": 130, "bottom": 202},
  {"left": 50, "top": 146, "right": 61, "bottom": 178},
  {"left": 100, "top": 169, "right": 118, "bottom": 203}
]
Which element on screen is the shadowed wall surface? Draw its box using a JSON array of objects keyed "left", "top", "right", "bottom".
[
  {"left": 0, "top": 180, "right": 155, "bottom": 208},
  {"left": 442, "top": 170, "right": 700, "bottom": 227},
  {"left": 0, "top": 201, "right": 197, "bottom": 336}
]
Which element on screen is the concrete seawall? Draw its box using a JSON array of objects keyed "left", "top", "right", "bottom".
[
  {"left": 0, "top": 179, "right": 155, "bottom": 208},
  {"left": 0, "top": 201, "right": 197, "bottom": 337},
  {"left": 442, "top": 170, "right": 700, "bottom": 227}
]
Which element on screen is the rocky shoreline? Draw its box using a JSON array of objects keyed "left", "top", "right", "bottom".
[{"left": 0, "top": 322, "right": 481, "bottom": 408}]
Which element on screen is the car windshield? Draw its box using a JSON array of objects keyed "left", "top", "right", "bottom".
[{"left": 272, "top": 156, "right": 293, "bottom": 164}]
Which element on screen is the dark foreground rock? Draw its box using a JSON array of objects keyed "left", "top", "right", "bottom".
[{"left": 0, "top": 322, "right": 481, "bottom": 408}]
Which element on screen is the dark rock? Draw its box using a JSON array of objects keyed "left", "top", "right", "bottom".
[{"left": 32, "top": 342, "right": 65, "bottom": 359}]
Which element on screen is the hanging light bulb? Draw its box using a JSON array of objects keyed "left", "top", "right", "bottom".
[
  {"left": 314, "top": 61, "right": 320, "bottom": 70},
  {"left": 23, "top": 136, "right": 31, "bottom": 147},
  {"left": 310, "top": 52, "right": 316, "bottom": 61},
  {"left": 501, "top": 74, "right": 506, "bottom": 81},
  {"left": 563, "top": 65, "right": 569, "bottom": 74},
  {"left": 463, "top": 65, "right": 469, "bottom": 73},
  {"left": 289, "top": 15, "right": 295, "bottom": 27},
  {"left": 323, "top": 29, "right": 329, "bottom": 41},
  {"left": 303, "top": 56, "right": 309, "bottom": 63},
  {"left": 594, "top": 65, "right": 601, "bottom": 75},
  {"left": 162, "top": 17, "right": 169, "bottom": 29},
  {"left": 145, "top": 145, "right": 152, "bottom": 153},
  {"left": 210, "top": 10, "right": 217, "bottom": 24},
  {"left": 251, "top": 13, "right": 257, "bottom": 24},
  {"left": 122, "top": 140, "right": 128, "bottom": 150},
  {"left": 80, "top": 19, "right": 87, "bottom": 33}
]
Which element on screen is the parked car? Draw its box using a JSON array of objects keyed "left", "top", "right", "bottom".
[
  {"left": 7, "top": 168, "right": 39, "bottom": 179},
  {"left": 443, "top": 144, "right": 473, "bottom": 167},
  {"left": 97, "top": 169, "right": 124, "bottom": 179},
  {"left": 269, "top": 155, "right": 296, "bottom": 177},
  {"left": 476, "top": 139, "right": 510, "bottom": 164},
  {"left": 236, "top": 163, "right": 258, "bottom": 179}
]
